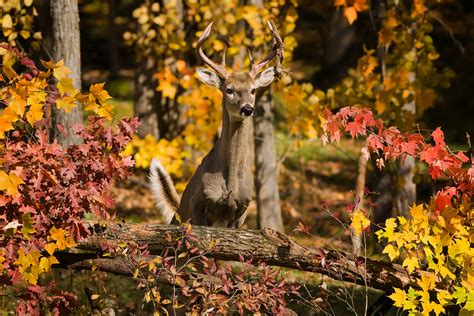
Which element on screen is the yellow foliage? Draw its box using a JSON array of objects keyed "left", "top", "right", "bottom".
[
  {"left": 350, "top": 209, "right": 370, "bottom": 234},
  {"left": 0, "top": 170, "right": 23, "bottom": 195},
  {"left": 379, "top": 203, "right": 474, "bottom": 313}
]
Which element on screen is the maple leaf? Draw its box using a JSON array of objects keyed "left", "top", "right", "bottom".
[
  {"left": 0, "top": 170, "right": 24, "bottom": 195},
  {"left": 57, "top": 77, "right": 78, "bottom": 96},
  {"left": 402, "top": 256, "right": 419, "bottom": 273},
  {"left": 56, "top": 96, "right": 76, "bottom": 113},
  {"left": 417, "top": 273, "right": 436, "bottom": 292},
  {"left": 382, "top": 244, "right": 399, "bottom": 261},
  {"left": 9, "top": 93, "right": 27, "bottom": 116},
  {"left": 431, "top": 127, "right": 445, "bottom": 147},
  {"left": 350, "top": 210, "right": 370, "bottom": 234},
  {"left": 26, "top": 102, "right": 44, "bottom": 125},
  {"left": 434, "top": 187, "right": 457, "bottom": 212},
  {"left": 389, "top": 288, "right": 407, "bottom": 308},
  {"left": 89, "top": 83, "right": 112, "bottom": 104},
  {"left": 345, "top": 121, "right": 365, "bottom": 138},
  {"left": 52, "top": 60, "right": 73, "bottom": 80}
]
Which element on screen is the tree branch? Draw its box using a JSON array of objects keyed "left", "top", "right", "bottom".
[{"left": 57, "top": 223, "right": 416, "bottom": 293}]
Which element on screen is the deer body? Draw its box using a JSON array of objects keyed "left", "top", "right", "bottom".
[{"left": 149, "top": 21, "right": 284, "bottom": 228}]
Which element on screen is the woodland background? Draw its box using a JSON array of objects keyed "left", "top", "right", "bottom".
[{"left": 0, "top": 0, "right": 473, "bottom": 315}]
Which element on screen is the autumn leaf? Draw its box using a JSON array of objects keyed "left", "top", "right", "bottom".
[
  {"left": 57, "top": 77, "right": 78, "bottom": 96},
  {"left": 44, "top": 243, "right": 57, "bottom": 256},
  {"left": 53, "top": 60, "right": 73, "bottom": 80},
  {"left": 389, "top": 288, "right": 408, "bottom": 308},
  {"left": 56, "top": 96, "right": 76, "bottom": 113},
  {"left": 26, "top": 102, "right": 44, "bottom": 125},
  {"left": 402, "top": 255, "right": 419, "bottom": 273},
  {"left": 21, "top": 213, "right": 36, "bottom": 239},
  {"left": 350, "top": 209, "right": 370, "bottom": 234},
  {"left": 382, "top": 244, "right": 400, "bottom": 261},
  {"left": 0, "top": 170, "right": 24, "bottom": 195},
  {"left": 90, "top": 83, "right": 112, "bottom": 104}
]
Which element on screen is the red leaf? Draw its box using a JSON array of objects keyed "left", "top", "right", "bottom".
[
  {"left": 434, "top": 187, "right": 457, "bottom": 213},
  {"left": 345, "top": 121, "right": 365, "bottom": 138},
  {"left": 432, "top": 127, "right": 445, "bottom": 147}
]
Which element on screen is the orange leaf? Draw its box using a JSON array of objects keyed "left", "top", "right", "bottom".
[{"left": 344, "top": 7, "right": 358, "bottom": 25}]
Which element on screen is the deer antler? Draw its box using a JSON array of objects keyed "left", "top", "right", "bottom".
[
  {"left": 196, "top": 22, "right": 229, "bottom": 79},
  {"left": 249, "top": 19, "right": 285, "bottom": 78}
]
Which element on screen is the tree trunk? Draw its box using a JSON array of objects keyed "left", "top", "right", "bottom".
[
  {"left": 61, "top": 222, "right": 428, "bottom": 294},
  {"left": 394, "top": 39, "right": 417, "bottom": 217},
  {"left": 254, "top": 91, "right": 285, "bottom": 232},
  {"left": 51, "top": 0, "right": 83, "bottom": 146},
  {"left": 107, "top": 0, "right": 120, "bottom": 78},
  {"left": 351, "top": 152, "right": 368, "bottom": 256},
  {"left": 394, "top": 156, "right": 416, "bottom": 216},
  {"left": 134, "top": 57, "right": 159, "bottom": 138},
  {"left": 249, "top": 0, "right": 284, "bottom": 233}
]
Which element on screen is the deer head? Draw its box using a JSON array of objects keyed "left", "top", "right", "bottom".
[{"left": 196, "top": 20, "right": 284, "bottom": 120}]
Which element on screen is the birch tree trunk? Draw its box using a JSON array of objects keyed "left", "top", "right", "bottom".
[
  {"left": 394, "top": 26, "right": 417, "bottom": 217},
  {"left": 51, "top": 0, "right": 83, "bottom": 146},
  {"left": 351, "top": 152, "right": 368, "bottom": 256},
  {"left": 254, "top": 91, "right": 284, "bottom": 232},
  {"left": 251, "top": 0, "right": 284, "bottom": 233}
]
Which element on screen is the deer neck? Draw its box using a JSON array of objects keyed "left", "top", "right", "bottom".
[{"left": 218, "top": 106, "right": 251, "bottom": 195}]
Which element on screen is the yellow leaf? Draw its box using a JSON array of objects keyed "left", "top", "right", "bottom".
[
  {"left": 56, "top": 96, "right": 76, "bottom": 113},
  {"left": 90, "top": 83, "right": 112, "bottom": 103},
  {"left": 39, "top": 257, "right": 50, "bottom": 273},
  {"left": 388, "top": 288, "right": 407, "bottom": 308},
  {"left": 50, "top": 227, "right": 66, "bottom": 241},
  {"left": 48, "top": 255, "right": 59, "bottom": 266},
  {"left": 26, "top": 102, "right": 44, "bottom": 125},
  {"left": 57, "top": 78, "right": 77, "bottom": 96},
  {"left": 9, "top": 94, "right": 27, "bottom": 116},
  {"left": 350, "top": 210, "right": 370, "bottom": 234},
  {"left": 383, "top": 244, "right": 400, "bottom": 261},
  {"left": 44, "top": 243, "right": 57, "bottom": 256},
  {"left": 96, "top": 102, "right": 114, "bottom": 121},
  {"left": 417, "top": 273, "right": 436, "bottom": 292},
  {"left": 410, "top": 204, "right": 425, "bottom": 220},
  {"left": 402, "top": 256, "right": 419, "bottom": 273},
  {"left": 53, "top": 61, "right": 73, "bottom": 80},
  {"left": 2, "top": 15, "right": 13, "bottom": 33},
  {"left": 24, "top": 0, "right": 33, "bottom": 6},
  {"left": 0, "top": 170, "right": 24, "bottom": 195}
]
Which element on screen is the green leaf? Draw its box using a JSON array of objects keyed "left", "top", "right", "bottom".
[{"left": 21, "top": 213, "right": 36, "bottom": 239}]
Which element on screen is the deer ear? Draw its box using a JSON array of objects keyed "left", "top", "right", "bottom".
[
  {"left": 197, "top": 68, "right": 222, "bottom": 88},
  {"left": 255, "top": 66, "right": 277, "bottom": 88}
]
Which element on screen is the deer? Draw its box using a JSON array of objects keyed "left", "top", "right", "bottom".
[{"left": 149, "top": 20, "right": 284, "bottom": 228}]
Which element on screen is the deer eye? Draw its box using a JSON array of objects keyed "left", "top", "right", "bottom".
[
  {"left": 226, "top": 88, "right": 234, "bottom": 95},
  {"left": 251, "top": 88, "right": 256, "bottom": 95}
]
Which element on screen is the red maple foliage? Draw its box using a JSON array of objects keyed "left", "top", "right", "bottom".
[{"left": 322, "top": 106, "right": 473, "bottom": 213}]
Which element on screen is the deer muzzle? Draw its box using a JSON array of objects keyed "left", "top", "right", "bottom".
[{"left": 240, "top": 105, "right": 254, "bottom": 117}]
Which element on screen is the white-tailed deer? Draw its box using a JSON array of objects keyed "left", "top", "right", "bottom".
[{"left": 150, "top": 20, "right": 284, "bottom": 228}]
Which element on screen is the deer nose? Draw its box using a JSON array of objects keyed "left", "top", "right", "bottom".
[{"left": 240, "top": 104, "right": 254, "bottom": 117}]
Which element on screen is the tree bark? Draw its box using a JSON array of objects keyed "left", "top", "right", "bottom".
[
  {"left": 351, "top": 152, "right": 368, "bottom": 256},
  {"left": 253, "top": 91, "right": 285, "bottom": 232},
  {"left": 107, "top": 0, "right": 120, "bottom": 77},
  {"left": 63, "top": 223, "right": 424, "bottom": 294},
  {"left": 134, "top": 57, "right": 160, "bottom": 138},
  {"left": 51, "top": 0, "right": 83, "bottom": 146},
  {"left": 249, "top": 0, "right": 284, "bottom": 233}
]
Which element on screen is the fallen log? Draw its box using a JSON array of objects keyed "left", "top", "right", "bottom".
[{"left": 60, "top": 223, "right": 416, "bottom": 293}]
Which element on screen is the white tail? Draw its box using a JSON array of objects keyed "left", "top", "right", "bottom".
[{"left": 149, "top": 159, "right": 180, "bottom": 224}]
